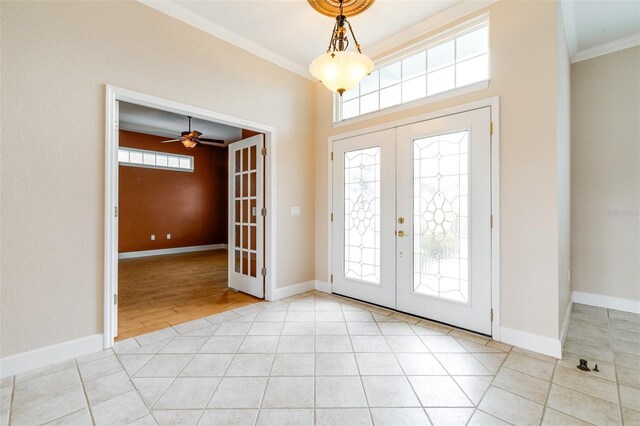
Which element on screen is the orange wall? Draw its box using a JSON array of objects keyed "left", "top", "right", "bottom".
[{"left": 118, "top": 130, "right": 228, "bottom": 253}]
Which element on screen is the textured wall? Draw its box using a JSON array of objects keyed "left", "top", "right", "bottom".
[
  {"left": 118, "top": 131, "right": 228, "bottom": 253},
  {"left": 571, "top": 46, "right": 640, "bottom": 302},
  {"left": 0, "top": 1, "right": 315, "bottom": 357},
  {"left": 315, "top": 0, "right": 564, "bottom": 339}
]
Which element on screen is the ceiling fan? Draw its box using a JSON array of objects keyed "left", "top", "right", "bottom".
[{"left": 161, "top": 116, "right": 226, "bottom": 149}]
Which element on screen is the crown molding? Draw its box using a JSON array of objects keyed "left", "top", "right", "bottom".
[
  {"left": 138, "top": 0, "right": 314, "bottom": 80},
  {"left": 572, "top": 33, "right": 640, "bottom": 63},
  {"left": 366, "top": 0, "right": 498, "bottom": 59},
  {"left": 559, "top": 0, "right": 578, "bottom": 59}
]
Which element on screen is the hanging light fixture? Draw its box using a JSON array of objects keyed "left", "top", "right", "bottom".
[{"left": 308, "top": 0, "right": 375, "bottom": 96}]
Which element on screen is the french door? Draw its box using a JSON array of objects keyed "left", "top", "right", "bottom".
[
  {"left": 228, "top": 134, "right": 265, "bottom": 298},
  {"left": 332, "top": 108, "right": 492, "bottom": 335}
]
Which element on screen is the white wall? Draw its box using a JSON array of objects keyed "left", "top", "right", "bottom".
[
  {"left": 315, "top": 0, "right": 565, "bottom": 342},
  {"left": 571, "top": 46, "right": 640, "bottom": 304},
  {"left": 0, "top": 1, "right": 316, "bottom": 357}
]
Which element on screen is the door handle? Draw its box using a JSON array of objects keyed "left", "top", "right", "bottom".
[{"left": 397, "top": 230, "right": 406, "bottom": 237}]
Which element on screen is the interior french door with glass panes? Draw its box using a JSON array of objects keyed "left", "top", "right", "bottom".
[
  {"left": 229, "top": 134, "right": 264, "bottom": 298},
  {"left": 332, "top": 108, "right": 492, "bottom": 335}
]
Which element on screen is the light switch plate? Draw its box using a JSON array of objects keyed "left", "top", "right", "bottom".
[
  {"left": 151, "top": 235, "right": 155, "bottom": 241},
  {"left": 291, "top": 207, "right": 301, "bottom": 216},
  {"left": 167, "top": 234, "right": 171, "bottom": 240}
]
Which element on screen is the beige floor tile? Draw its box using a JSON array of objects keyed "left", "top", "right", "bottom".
[
  {"left": 449, "top": 330, "right": 490, "bottom": 345},
  {"left": 425, "top": 408, "right": 474, "bottom": 425},
  {"left": 315, "top": 408, "right": 372, "bottom": 425},
  {"left": 355, "top": 353, "right": 404, "bottom": 375},
  {"left": 256, "top": 409, "right": 314, "bottom": 426},
  {"left": 395, "top": 353, "right": 448, "bottom": 376},
  {"left": 91, "top": 390, "right": 150, "bottom": 426},
  {"left": 622, "top": 407, "right": 640, "bottom": 426},
  {"left": 435, "top": 354, "right": 492, "bottom": 376},
  {"left": 541, "top": 408, "right": 591, "bottom": 425},
  {"left": 282, "top": 322, "right": 316, "bottom": 335},
  {"left": 420, "top": 336, "right": 468, "bottom": 353},
  {"left": 45, "top": 408, "right": 93, "bottom": 426},
  {"left": 207, "top": 377, "right": 267, "bottom": 409},
  {"left": 553, "top": 365, "right": 619, "bottom": 403},
  {"left": 315, "top": 336, "right": 353, "bottom": 353},
  {"left": 492, "top": 367, "right": 549, "bottom": 404},
  {"left": 615, "top": 351, "right": 640, "bottom": 370},
  {"left": 271, "top": 353, "right": 314, "bottom": 376},
  {"left": 11, "top": 385, "right": 87, "bottom": 426},
  {"left": 173, "top": 318, "right": 213, "bottom": 335},
  {"left": 370, "top": 408, "right": 430, "bottom": 425},
  {"left": 134, "top": 354, "right": 193, "bottom": 378},
  {"left": 453, "top": 376, "right": 493, "bottom": 405},
  {"left": 478, "top": 386, "right": 543, "bottom": 425},
  {"left": 78, "top": 354, "right": 124, "bottom": 382},
  {"left": 408, "top": 376, "right": 473, "bottom": 407},
  {"left": 350, "top": 336, "right": 391, "bottom": 353},
  {"left": 546, "top": 383, "right": 621, "bottom": 425},
  {"left": 316, "top": 353, "right": 359, "bottom": 376},
  {"left": 361, "top": 376, "right": 420, "bottom": 407},
  {"left": 617, "top": 363, "right": 640, "bottom": 389},
  {"left": 316, "top": 377, "right": 367, "bottom": 408},
  {"left": 262, "top": 377, "right": 314, "bottom": 408},
  {"left": 502, "top": 352, "right": 555, "bottom": 381},
  {"left": 179, "top": 354, "right": 234, "bottom": 377},
  {"left": 467, "top": 409, "right": 510, "bottom": 425},
  {"left": 377, "top": 322, "right": 415, "bottom": 336},
  {"left": 152, "top": 409, "right": 202, "bottom": 425},
  {"left": 559, "top": 351, "right": 616, "bottom": 382},
  {"left": 118, "top": 354, "right": 154, "bottom": 376},
  {"left": 385, "top": 336, "right": 429, "bottom": 353},
  {"left": 456, "top": 339, "right": 503, "bottom": 354},
  {"left": 198, "top": 409, "right": 257, "bottom": 426},
  {"left": 415, "top": 320, "right": 452, "bottom": 334},
  {"left": 159, "top": 337, "right": 209, "bottom": 354},
  {"left": 316, "top": 321, "right": 349, "bottom": 335},
  {"left": 225, "top": 354, "right": 274, "bottom": 376},
  {"left": 153, "top": 378, "right": 220, "bottom": 409},
  {"left": 237, "top": 336, "right": 279, "bottom": 353},
  {"left": 277, "top": 336, "right": 315, "bottom": 353},
  {"left": 472, "top": 353, "right": 507, "bottom": 374},
  {"left": 486, "top": 340, "right": 512, "bottom": 352},
  {"left": 84, "top": 370, "right": 135, "bottom": 406},
  {"left": 620, "top": 384, "right": 640, "bottom": 411},
  {"left": 13, "top": 367, "right": 81, "bottom": 407},
  {"left": 131, "top": 378, "right": 174, "bottom": 406}
]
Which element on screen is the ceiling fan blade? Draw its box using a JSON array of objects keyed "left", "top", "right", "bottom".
[
  {"left": 198, "top": 138, "right": 226, "bottom": 144},
  {"left": 198, "top": 140, "right": 227, "bottom": 147},
  {"left": 161, "top": 139, "right": 183, "bottom": 143}
]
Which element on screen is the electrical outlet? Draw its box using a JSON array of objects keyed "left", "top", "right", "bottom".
[
  {"left": 151, "top": 234, "right": 155, "bottom": 241},
  {"left": 167, "top": 234, "right": 171, "bottom": 240},
  {"left": 291, "top": 206, "right": 301, "bottom": 216}
]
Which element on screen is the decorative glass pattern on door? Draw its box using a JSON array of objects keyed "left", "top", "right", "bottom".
[
  {"left": 344, "top": 146, "right": 381, "bottom": 283},
  {"left": 413, "top": 131, "right": 469, "bottom": 303},
  {"left": 234, "top": 145, "right": 258, "bottom": 277}
]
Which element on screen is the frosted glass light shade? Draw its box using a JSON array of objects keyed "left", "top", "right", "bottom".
[{"left": 309, "top": 51, "right": 374, "bottom": 95}]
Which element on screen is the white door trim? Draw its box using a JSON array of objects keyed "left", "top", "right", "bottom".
[
  {"left": 104, "top": 85, "right": 278, "bottom": 349},
  {"left": 327, "top": 97, "right": 500, "bottom": 340}
]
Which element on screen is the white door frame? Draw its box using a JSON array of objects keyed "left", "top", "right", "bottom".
[
  {"left": 327, "top": 96, "right": 501, "bottom": 340},
  {"left": 104, "top": 85, "right": 278, "bottom": 349}
]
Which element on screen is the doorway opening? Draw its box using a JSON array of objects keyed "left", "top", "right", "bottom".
[{"left": 104, "top": 86, "right": 277, "bottom": 348}]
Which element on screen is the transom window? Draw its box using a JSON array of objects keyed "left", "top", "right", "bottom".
[
  {"left": 118, "top": 147, "right": 194, "bottom": 172},
  {"left": 338, "top": 21, "right": 489, "bottom": 121}
]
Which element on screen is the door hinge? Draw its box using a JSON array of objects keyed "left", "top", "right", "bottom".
[
  {"left": 261, "top": 267, "right": 267, "bottom": 277},
  {"left": 489, "top": 121, "right": 493, "bottom": 135},
  {"left": 330, "top": 274, "right": 333, "bottom": 283},
  {"left": 330, "top": 212, "right": 334, "bottom": 222},
  {"left": 330, "top": 152, "right": 334, "bottom": 161},
  {"left": 490, "top": 215, "right": 493, "bottom": 228},
  {"left": 261, "top": 147, "right": 267, "bottom": 156},
  {"left": 490, "top": 308, "right": 494, "bottom": 322},
  {"left": 114, "top": 294, "right": 118, "bottom": 305},
  {"left": 261, "top": 208, "right": 267, "bottom": 216},
  {"left": 114, "top": 206, "right": 118, "bottom": 218}
]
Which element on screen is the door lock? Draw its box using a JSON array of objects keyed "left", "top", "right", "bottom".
[
  {"left": 397, "top": 230, "right": 406, "bottom": 237},
  {"left": 398, "top": 217, "right": 405, "bottom": 224}
]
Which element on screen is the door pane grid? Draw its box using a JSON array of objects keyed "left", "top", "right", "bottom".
[
  {"left": 234, "top": 146, "right": 258, "bottom": 277},
  {"left": 343, "top": 146, "right": 381, "bottom": 284},
  {"left": 413, "top": 131, "right": 469, "bottom": 303}
]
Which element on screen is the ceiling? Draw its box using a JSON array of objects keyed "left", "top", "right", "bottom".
[
  {"left": 139, "top": 0, "right": 640, "bottom": 77},
  {"left": 563, "top": 0, "right": 640, "bottom": 62},
  {"left": 119, "top": 101, "right": 243, "bottom": 143}
]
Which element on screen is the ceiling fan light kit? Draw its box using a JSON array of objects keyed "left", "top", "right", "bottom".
[
  {"left": 308, "top": 0, "right": 375, "bottom": 96},
  {"left": 161, "top": 116, "right": 226, "bottom": 149}
]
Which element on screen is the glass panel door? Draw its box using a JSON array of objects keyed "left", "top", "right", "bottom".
[{"left": 229, "top": 135, "right": 264, "bottom": 298}]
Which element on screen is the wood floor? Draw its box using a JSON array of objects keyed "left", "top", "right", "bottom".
[{"left": 117, "top": 249, "right": 261, "bottom": 340}]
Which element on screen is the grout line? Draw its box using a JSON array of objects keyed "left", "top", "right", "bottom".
[{"left": 75, "top": 358, "right": 97, "bottom": 426}]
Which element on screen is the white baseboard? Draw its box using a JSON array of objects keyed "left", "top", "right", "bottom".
[
  {"left": 573, "top": 291, "right": 640, "bottom": 314},
  {"left": 500, "top": 327, "right": 562, "bottom": 359},
  {"left": 0, "top": 334, "right": 104, "bottom": 378},
  {"left": 272, "top": 280, "right": 317, "bottom": 300},
  {"left": 314, "top": 280, "right": 332, "bottom": 294},
  {"left": 560, "top": 294, "right": 574, "bottom": 346},
  {"left": 118, "top": 244, "right": 228, "bottom": 259}
]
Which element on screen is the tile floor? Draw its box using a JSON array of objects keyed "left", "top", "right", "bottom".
[{"left": 1, "top": 292, "right": 638, "bottom": 425}]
